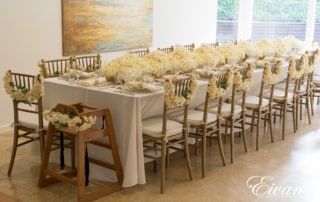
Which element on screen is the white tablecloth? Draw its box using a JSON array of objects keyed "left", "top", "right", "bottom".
[{"left": 43, "top": 77, "right": 207, "bottom": 187}]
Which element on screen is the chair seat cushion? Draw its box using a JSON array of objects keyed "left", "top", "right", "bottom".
[
  {"left": 18, "top": 120, "right": 48, "bottom": 131},
  {"left": 239, "top": 95, "right": 269, "bottom": 108},
  {"left": 170, "top": 109, "right": 217, "bottom": 126},
  {"left": 273, "top": 89, "right": 294, "bottom": 101},
  {"left": 142, "top": 117, "right": 183, "bottom": 138},
  {"left": 208, "top": 103, "right": 242, "bottom": 117},
  {"left": 313, "top": 79, "right": 320, "bottom": 86}
]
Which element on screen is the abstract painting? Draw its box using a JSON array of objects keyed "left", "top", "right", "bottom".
[{"left": 62, "top": 0, "right": 153, "bottom": 56}]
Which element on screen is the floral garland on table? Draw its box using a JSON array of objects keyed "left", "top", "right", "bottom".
[
  {"left": 3, "top": 71, "right": 44, "bottom": 104},
  {"left": 163, "top": 74, "right": 198, "bottom": 108},
  {"left": 207, "top": 69, "right": 233, "bottom": 99},
  {"left": 262, "top": 61, "right": 282, "bottom": 85},
  {"left": 43, "top": 109, "right": 97, "bottom": 132},
  {"left": 233, "top": 63, "right": 255, "bottom": 91}
]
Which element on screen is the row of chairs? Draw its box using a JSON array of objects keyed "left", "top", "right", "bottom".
[
  {"left": 130, "top": 43, "right": 196, "bottom": 58},
  {"left": 38, "top": 53, "right": 101, "bottom": 78},
  {"left": 142, "top": 49, "right": 320, "bottom": 193}
]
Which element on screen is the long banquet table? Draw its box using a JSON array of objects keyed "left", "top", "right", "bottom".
[{"left": 42, "top": 61, "right": 289, "bottom": 187}]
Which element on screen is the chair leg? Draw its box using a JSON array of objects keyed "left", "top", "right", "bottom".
[
  {"left": 282, "top": 102, "right": 287, "bottom": 140},
  {"left": 184, "top": 134, "right": 193, "bottom": 181},
  {"left": 306, "top": 96, "right": 312, "bottom": 124},
  {"left": 201, "top": 127, "right": 207, "bottom": 178},
  {"left": 8, "top": 128, "right": 19, "bottom": 176},
  {"left": 241, "top": 114, "right": 248, "bottom": 153},
  {"left": 160, "top": 139, "right": 166, "bottom": 194},
  {"left": 268, "top": 108, "right": 274, "bottom": 144},
  {"left": 217, "top": 120, "right": 226, "bottom": 167},
  {"left": 230, "top": 120, "right": 235, "bottom": 164},
  {"left": 256, "top": 111, "right": 261, "bottom": 151}
]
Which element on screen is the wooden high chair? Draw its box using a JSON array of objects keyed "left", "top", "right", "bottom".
[{"left": 38, "top": 103, "right": 123, "bottom": 202}]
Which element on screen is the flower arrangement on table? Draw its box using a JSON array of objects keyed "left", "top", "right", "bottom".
[
  {"left": 168, "top": 45, "right": 198, "bottom": 73},
  {"left": 141, "top": 50, "right": 174, "bottom": 77},
  {"left": 103, "top": 53, "right": 148, "bottom": 82},
  {"left": 262, "top": 61, "right": 282, "bottom": 85},
  {"left": 216, "top": 42, "right": 246, "bottom": 64},
  {"left": 3, "top": 71, "right": 44, "bottom": 104},
  {"left": 236, "top": 41, "right": 262, "bottom": 59},
  {"left": 193, "top": 44, "right": 224, "bottom": 67},
  {"left": 233, "top": 63, "right": 256, "bottom": 91},
  {"left": 255, "top": 39, "right": 278, "bottom": 58},
  {"left": 280, "top": 35, "right": 306, "bottom": 55},
  {"left": 207, "top": 69, "right": 234, "bottom": 99},
  {"left": 163, "top": 74, "right": 198, "bottom": 108},
  {"left": 43, "top": 109, "right": 97, "bottom": 132}
]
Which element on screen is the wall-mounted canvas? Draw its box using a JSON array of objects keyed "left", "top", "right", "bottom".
[{"left": 62, "top": 0, "right": 153, "bottom": 56}]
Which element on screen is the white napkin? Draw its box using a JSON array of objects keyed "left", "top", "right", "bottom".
[
  {"left": 76, "top": 70, "right": 96, "bottom": 78},
  {"left": 125, "top": 81, "right": 160, "bottom": 92},
  {"left": 193, "top": 69, "right": 209, "bottom": 75},
  {"left": 78, "top": 77, "right": 107, "bottom": 86}
]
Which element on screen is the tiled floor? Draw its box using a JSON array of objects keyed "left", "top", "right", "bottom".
[{"left": 1, "top": 104, "right": 320, "bottom": 202}]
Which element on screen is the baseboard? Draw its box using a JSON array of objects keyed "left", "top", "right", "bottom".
[{"left": 0, "top": 124, "right": 12, "bottom": 133}]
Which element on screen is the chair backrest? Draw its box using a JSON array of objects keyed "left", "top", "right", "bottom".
[
  {"left": 259, "top": 61, "right": 283, "bottom": 105},
  {"left": 183, "top": 43, "right": 195, "bottom": 51},
  {"left": 130, "top": 48, "right": 150, "bottom": 58},
  {"left": 38, "top": 58, "right": 72, "bottom": 78},
  {"left": 73, "top": 53, "right": 101, "bottom": 72},
  {"left": 203, "top": 69, "right": 234, "bottom": 122},
  {"left": 162, "top": 75, "right": 194, "bottom": 134},
  {"left": 232, "top": 63, "right": 255, "bottom": 111},
  {"left": 4, "top": 70, "right": 44, "bottom": 129},
  {"left": 157, "top": 46, "right": 174, "bottom": 54}
]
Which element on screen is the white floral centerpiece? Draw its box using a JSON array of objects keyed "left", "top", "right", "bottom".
[
  {"left": 141, "top": 50, "right": 173, "bottom": 77},
  {"left": 216, "top": 42, "right": 246, "bottom": 64},
  {"left": 281, "top": 35, "right": 306, "bottom": 54},
  {"left": 43, "top": 109, "right": 97, "bottom": 132},
  {"left": 3, "top": 71, "right": 44, "bottom": 104},
  {"left": 255, "top": 39, "right": 278, "bottom": 58},
  {"left": 102, "top": 52, "right": 148, "bottom": 82},
  {"left": 193, "top": 44, "right": 224, "bottom": 67},
  {"left": 168, "top": 45, "right": 198, "bottom": 73},
  {"left": 237, "top": 41, "right": 262, "bottom": 59}
]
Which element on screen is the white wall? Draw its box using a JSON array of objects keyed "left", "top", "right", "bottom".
[{"left": 0, "top": 0, "right": 216, "bottom": 127}]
